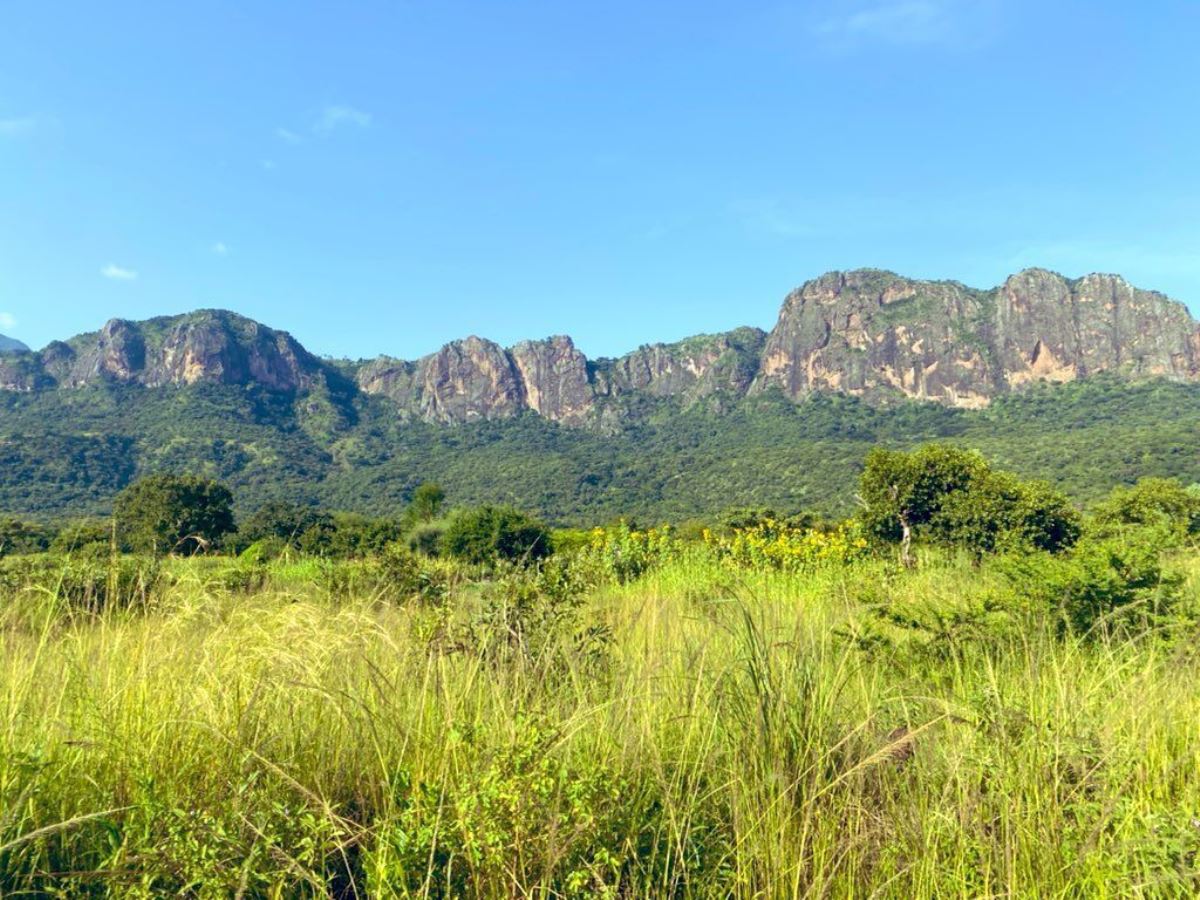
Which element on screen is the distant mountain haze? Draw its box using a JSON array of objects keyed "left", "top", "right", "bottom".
[
  {"left": 0, "top": 334, "right": 29, "bottom": 353},
  {"left": 2, "top": 268, "right": 1197, "bottom": 424}
]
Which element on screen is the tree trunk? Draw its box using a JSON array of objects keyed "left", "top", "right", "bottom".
[{"left": 899, "top": 517, "right": 914, "bottom": 569}]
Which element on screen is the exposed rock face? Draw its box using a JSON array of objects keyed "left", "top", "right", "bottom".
[
  {"left": 594, "top": 327, "right": 766, "bottom": 404},
  {"left": 5, "top": 268, "right": 1199, "bottom": 422},
  {"left": 0, "top": 310, "right": 326, "bottom": 393},
  {"left": 509, "top": 336, "right": 593, "bottom": 424},
  {"left": 356, "top": 329, "right": 761, "bottom": 424},
  {"left": 753, "top": 269, "right": 1200, "bottom": 408}
]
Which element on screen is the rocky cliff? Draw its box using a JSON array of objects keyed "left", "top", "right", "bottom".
[
  {"left": 753, "top": 269, "right": 1200, "bottom": 408},
  {"left": 3, "top": 268, "right": 1198, "bottom": 422},
  {"left": 0, "top": 310, "right": 329, "bottom": 393}
]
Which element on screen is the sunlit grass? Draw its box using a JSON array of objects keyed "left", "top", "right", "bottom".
[{"left": 2, "top": 551, "right": 1199, "bottom": 896}]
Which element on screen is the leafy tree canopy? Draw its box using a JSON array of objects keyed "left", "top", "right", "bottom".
[{"left": 113, "top": 474, "right": 235, "bottom": 555}]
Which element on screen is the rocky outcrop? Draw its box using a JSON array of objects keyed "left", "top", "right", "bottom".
[
  {"left": 509, "top": 336, "right": 593, "bottom": 424},
  {"left": 594, "top": 327, "right": 766, "bottom": 404},
  {"left": 355, "top": 329, "right": 761, "bottom": 424},
  {"left": 5, "top": 268, "right": 1199, "bottom": 422},
  {"left": 752, "top": 269, "right": 1200, "bottom": 408},
  {"left": 0, "top": 310, "right": 327, "bottom": 393}
]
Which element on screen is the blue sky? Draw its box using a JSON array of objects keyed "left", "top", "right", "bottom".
[{"left": 1, "top": 0, "right": 1197, "bottom": 360}]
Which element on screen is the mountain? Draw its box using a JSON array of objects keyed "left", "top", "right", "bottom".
[
  {"left": 0, "top": 334, "right": 29, "bottom": 353},
  {"left": 2, "top": 268, "right": 1200, "bottom": 523},
  {"left": 5, "top": 268, "right": 1195, "bottom": 422}
]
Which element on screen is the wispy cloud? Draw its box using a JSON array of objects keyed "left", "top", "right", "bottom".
[
  {"left": 212, "top": 241, "right": 229, "bottom": 256},
  {"left": 275, "top": 126, "right": 303, "bottom": 144},
  {"left": 101, "top": 264, "right": 138, "bottom": 281},
  {"left": 0, "top": 312, "right": 15, "bottom": 330},
  {"left": 0, "top": 117, "right": 37, "bottom": 138},
  {"left": 314, "top": 104, "right": 372, "bottom": 134},
  {"left": 812, "top": 0, "right": 998, "bottom": 49}
]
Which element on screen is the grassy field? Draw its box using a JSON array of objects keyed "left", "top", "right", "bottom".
[{"left": 2, "top": 546, "right": 1200, "bottom": 897}]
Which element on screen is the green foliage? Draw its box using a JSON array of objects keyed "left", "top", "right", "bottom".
[
  {"left": 405, "top": 481, "right": 446, "bottom": 524},
  {"left": 0, "top": 517, "right": 52, "bottom": 557},
  {"left": 237, "top": 500, "right": 334, "bottom": 550},
  {"left": 367, "top": 719, "right": 630, "bottom": 897},
  {"left": 442, "top": 505, "right": 552, "bottom": 565},
  {"left": 405, "top": 519, "right": 447, "bottom": 556},
  {"left": 47, "top": 519, "right": 112, "bottom": 556},
  {"left": 1092, "top": 477, "right": 1200, "bottom": 542},
  {"left": 861, "top": 444, "right": 1079, "bottom": 559},
  {"left": 113, "top": 474, "right": 235, "bottom": 556},
  {"left": 7, "top": 376, "right": 1200, "bottom": 527},
  {"left": 997, "top": 530, "right": 1185, "bottom": 638}
]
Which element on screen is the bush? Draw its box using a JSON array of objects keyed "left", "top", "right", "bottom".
[
  {"left": 997, "top": 530, "right": 1184, "bottom": 638},
  {"left": 442, "top": 506, "right": 551, "bottom": 565},
  {"left": 1091, "top": 477, "right": 1200, "bottom": 543},
  {"left": 237, "top": 500, "right": 334, "bottom": 551},
  {"left": 406, "top": 520, "right": 447, "bottom": 556},
  {"left": 0, "top": 517, "right": 53, "bottom": 557}
]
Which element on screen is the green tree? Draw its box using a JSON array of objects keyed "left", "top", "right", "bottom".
[
  {"left": 860, "top": 444, "right": 1078, "bottom": 564},
  {"left": 406, "top": 482, "right": 446, "bottom": 524},
  {"left": 933, "top": 470, "right": 1080, "bottom": 559},
  {"left": 859, "top": 444, "right": 986, "bottom": 566},
  {"left": 113, "top": 474, "right": 235, "bottom": 555},
  {"left": 442, "top": 505, "right": 551, "bottom": 565},
  {"left": 0, "top": 516, "right": 53, "bottom": 557}
]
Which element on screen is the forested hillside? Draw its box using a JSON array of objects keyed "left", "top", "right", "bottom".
[{"left": 2, "top": 374, "right": 1197, "bottom": 524}]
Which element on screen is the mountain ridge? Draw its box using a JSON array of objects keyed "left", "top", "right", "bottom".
[
  {"left": 2, "top": 268, "right": 1197, "bottom": 426},
  {"left": 0, "top": 334, "right": 29, "bottom": 353}
]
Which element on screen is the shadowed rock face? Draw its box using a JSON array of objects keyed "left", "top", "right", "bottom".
[{"left": 4, "top": 268, "right": 1199, "bottom": 422}]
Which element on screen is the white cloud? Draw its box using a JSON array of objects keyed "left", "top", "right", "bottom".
[
  {"left": 315, "top": 104, "right": 372, "bottom": 134},
  {"left": 275, "top": 126, "right": 303, "bottom": 144},
  {"left": 101, "top": 264, "right": 138, "bottom": 281},
  {"left": 0, "top": 312, "right": 15, "bottom": 330},
  {"left": 0, "top": 117, "right": 37, "bottom": 138},
  {"left": 212, "top": 241, "right": 229, "bottom": 256},
  {"left": 812, "top": 0, "right": 997, "bottom": 48}
]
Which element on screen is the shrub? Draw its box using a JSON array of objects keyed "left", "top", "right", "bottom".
[
  {"left": 581, "top": 521, "right": 678, "bottom": 584},
  {"left": 0, "top": 517, "right": 53, "bottom": 557},
  {"left": 997, "top": 530, "right": 1184, "bottom": 638},
  {"left": 48, "top": 519, "right": 112, "bottom": 557},
  {"left": 406, "top": 520, "right": 447, "bottom": 556},
  {"left": 442, "top": 506, "right": 551, "bottom": 565},
  {"left": 1091, "top": 477, "right": 1200, "bottom": 542},
  {"left": 238, "top": 500, "right": 334, "bottom": 551}
]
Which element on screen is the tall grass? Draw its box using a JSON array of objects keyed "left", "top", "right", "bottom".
[{"left": 2, "top": 552, "right": 1199, "bottom": 896}]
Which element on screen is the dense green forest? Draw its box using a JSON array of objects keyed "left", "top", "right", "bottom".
[{"left": 2, "top": 374, "right": 1198, "bottom": 525}]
